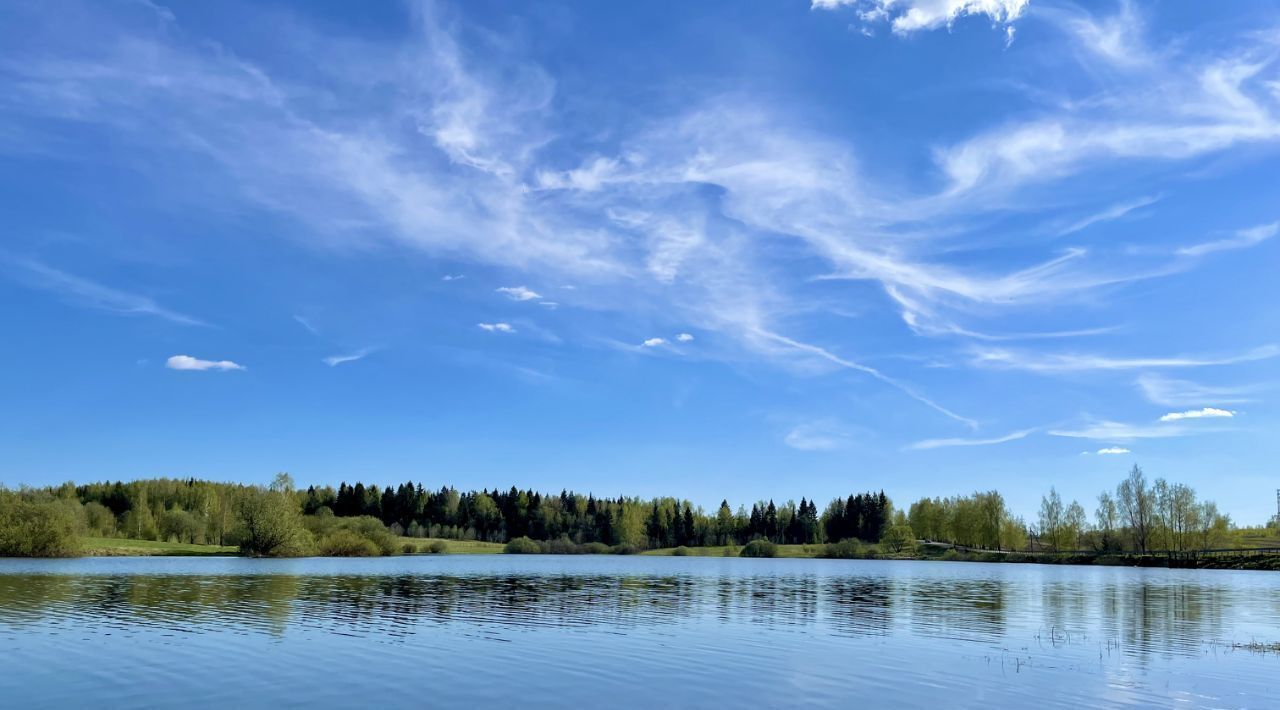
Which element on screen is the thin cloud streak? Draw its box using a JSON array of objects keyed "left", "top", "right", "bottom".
[
  {"left": 1049, "top": 421, "right": 1189, "bottom": 441},
  {"left": 1177, "top": 222, "right": 1278, "bottom": 257},
  {"left": 1136, "top": 374, "right": 1257, "bottom": 407},
  {"left": 973, "top": 345, "right": 1280, "bottom": 373},
  {"left": 755, "top": 328, "right": 977, "bottom": 428},
  {"left": 323, "top": 348, "right": 375, "bottom": 367},
  {"left": 1054, "top": 194, "right": 1161, "bottom": 237},
  {"left": 293, "top": 315, "right": 319, "bottom": 335},
  {"left": 5, "top": 257, "right": 206, "bottom": 326},
  {"left": 907, "top": 429, "right": 1034, "bottom": 450}
]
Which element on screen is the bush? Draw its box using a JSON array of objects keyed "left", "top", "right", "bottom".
[
  {"left": 740, "top": 540, "right": 777, "bottom": 558},
  {"left": 580, "top": 542, "right": 610, "bottom": 554},
  {"left": 81, "top": 501, "right": 117, "bottom": 537},
  {"left": 544, "top": 536, "right": 580, "bottom": 554},
  {"left": 343, "top": 516, "right": 397, "bottom": 556},
  {"left": 0, "top": 493, "right": 79, "bottom": 557},
  {"left": 611, "top": 543, "right": 641, "bottom": 555},
  {"left": 504, "top": 536, "right": 542, "bottom": 554},
  {"left": 317, "top": 529, "right": 381, "bottom": 557},
  {"left": 822, "top": 539, "right": 871, "bottom": 559},
  {"left": 428, "top": 540, "right": 449, "bottom": 554},
  {"left": 401, "top": 542, "right": 417, "bottom": 554},
  {"left": 671, "top": 546, "right": 691, "bottom": 556},
  {"left": 238, "top": 488, "right": 308, "bottom": 557},
  {"left": 880, "top": 524, "right": 917, "bottom": 554}
]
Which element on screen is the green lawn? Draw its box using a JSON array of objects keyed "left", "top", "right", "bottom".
[
  {"left": 395, "top": 537, "right": 505, "bottom": 554},
  {"left": 81, "top": 537, "right": 239, "bottom": 557},
  {"left": 642, "top": 544, "right": 828, "bottom": 558},
  {"left": 1234, "top": 529, "right": 1280, "bottom": 549}
]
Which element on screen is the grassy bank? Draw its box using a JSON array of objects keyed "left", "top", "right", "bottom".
[
  {"left": 56, "top": 535, "right": 1280, "bottom": 569},
  {"left": 77, "top": 536, "right": 505, "bottom": 557},
  {"left": 915, "top": 544, "right": 1280, "bottom": 571},
  {"left": 81, "top": 537, "right": 239, "bottom": 557},
  {"left": 396, "top": 537, "right": 505, "bottom": 555},
  {"left": 642, "top": 544, "right": 828, "bottom": 558}
]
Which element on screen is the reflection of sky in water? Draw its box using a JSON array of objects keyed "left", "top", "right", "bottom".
[{"left": 1, "top": 557, "right": 1277, "bottom": 708}]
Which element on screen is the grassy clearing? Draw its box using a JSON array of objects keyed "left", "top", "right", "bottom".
[
  {"left": 642, "top": 544, "right": 828, "bottom": 558},
  {"left": 396, "top": 537, "right": 505, "bottom": 554},
  {"left": 81, "top": 537, "right": 238, "bottom": 557},
  {"left": 1234, "top": 530, "right": 1280, "bottom": 549}
]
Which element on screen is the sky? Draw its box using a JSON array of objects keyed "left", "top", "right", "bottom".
[{"left": 1, "top": 0, "right": 1278, "bottom": 523}]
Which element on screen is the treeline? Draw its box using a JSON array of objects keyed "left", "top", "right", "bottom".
[
  {"left": 0, "top": 474, "right": 895, "bottom": 557},
  {"left": 306, "top": 482, "right": 891, "bottom": 549},
  {"left": 0, "top": 465, "right": 1245, "bottom": 559},
  {"left": 904, "top": 465, "right": 1234, "bottom": 554}
]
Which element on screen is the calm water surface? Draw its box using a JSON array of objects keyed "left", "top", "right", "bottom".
[{"left": 1, "top": 556, "right": 1277, "bottom": 708}]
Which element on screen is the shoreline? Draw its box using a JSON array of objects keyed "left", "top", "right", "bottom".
[{"left": 27, "top": 538, "right": 1280, "bottom": 571}]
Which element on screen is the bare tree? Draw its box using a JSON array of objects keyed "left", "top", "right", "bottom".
[{"left": 1116, "top": 465, "right": 1152, "bottom": 553}]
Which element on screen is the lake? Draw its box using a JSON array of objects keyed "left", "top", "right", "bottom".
[{"left": 1, "top": 556, "right": 1277, "bottom": 708}]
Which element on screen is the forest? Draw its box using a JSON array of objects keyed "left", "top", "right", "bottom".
[{"left": 0, "top": 465, "right": 1253, "bottom": 558}]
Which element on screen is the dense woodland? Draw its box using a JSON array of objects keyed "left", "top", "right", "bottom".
[{"left": 0, "top": 465, "right": 1255, "bottom": 558}]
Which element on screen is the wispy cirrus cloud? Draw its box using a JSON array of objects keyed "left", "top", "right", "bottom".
[
  {"left": 972, "top": 345, "right": 1280, "bottom": 373},
  {"left": 907, "top": 428, "right": 1034, "bottom": 450},
  {"left": 1177, "top": 222, "right": 1278, "bottom": 258},
  {"left": 1049, "top": 421, "right": 1188, "bottom": 441},
  {"left": 1053, "top": 194, "right": 1161, "bottom": 237},
  {"left": 1095, "top": 447, "right": 1131, "bottom": 455},
  {"left": 293, "top": 315, "right": 319, "bottom": 335},
  {"left": 932, "top": 2, "right": 1280, "bottom": 203},
  {"left": 323, "top": 348, "right": 375, "bottom": 367},
  {"left": 1136, "top": 374, "right": 1257, "bottom": 407},
  {"left": 3, "top": 0, "right": 1275, "bottom": 443},
  {"left": 478, "top": 322, "right": 515, "bottom": 333},
  {"left": 166, "top": 354, "right": 243, "bottom": 371},
  {"left": 4, "top": 257, "right": 205, "bottom": 326},
  {"left": 784, "top": 420, "right": 849, "bottom": 451}
]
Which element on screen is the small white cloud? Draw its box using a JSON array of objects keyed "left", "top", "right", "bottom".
[
  {"left": 538, "top": 301, "right": 559, "bottom": 309},
  {"left": 442, "top": 274, "right": 465, "bottom": 281},
  {"left": 676, "top": 333, "right": 694, "bottom": 342},
  {"left": 1159, "top": 407, "right": 1235, "bottom": 422},
  {"left": 1096, "top": 447, "right": 1131, "bottom": 455},
  {"left": 642, "top": 337, "right": 667, "bottom": 347},
  {"left": 478, "top": 322, "right": 515, "bottom": 333},
  {"left": 496, "top": 286, "right": 540, "bottom": 301},
  {"left": 166, "top": 355, "right": 244, "bottom": 372},
  {"left": 323, "top": 348, "right": 374, "bottom": 367}
]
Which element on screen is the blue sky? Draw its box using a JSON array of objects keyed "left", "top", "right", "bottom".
[{"left": 2, "top": 0, "right": 1278, "bottom": 523}]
